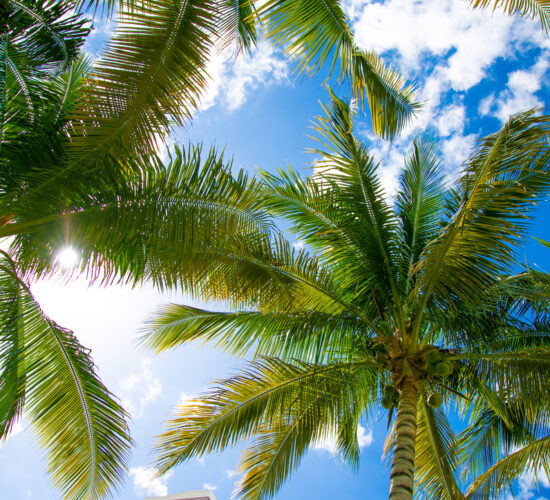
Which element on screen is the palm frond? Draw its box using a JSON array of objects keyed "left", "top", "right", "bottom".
[
  {"left": 235, "top": 382, "right": 363, "bottom": 499},
  {"left": 414, "top": 110, "right": 550, "bottom": 326},
  {"left": 414, "top": 395, "right": 464, "bottom": 500},
  {"left": 217, "top": 0, "right": 258, "bottom": 53},
  {"left": 153, "top": 357, "right": 375, "bottom": 474},
  {"left": 311, "top": 91, "right": 403, "bottom": 320},
  {"left": 67, "top": 0, "right": 216, "bottom": 176},
  {"left": 458, "top": 401, "right": 543, "bottom": 483},
  {"left": 7, "top": 145, "right": 270, "bottom": 284},
  {"left": 9, "top": 0, "right": 89, "bottom": 71},
  {"left": 469, "top": 0, "right": 550, "bottom": 32},
  {"left": 143, "top": 304, "right": 368, "bottom": 362},
  {"left": 256, "top": 0, "right": 418, "bottom": 138},
  {"left": 395, "top": 140, "right": 446, "bottom": 296},
  {"left": 465, "top": 434, "right": 550, "bottom": 499},
  {"left": 0, "top": 255, "right": 131, "bottom": 499},
  {"left": 350, "top": 49, "right": 420, "bottom": 138}
]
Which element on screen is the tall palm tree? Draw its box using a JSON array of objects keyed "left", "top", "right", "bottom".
[{"left": 142, "top": 92, "right": 550, "bottom": 499}]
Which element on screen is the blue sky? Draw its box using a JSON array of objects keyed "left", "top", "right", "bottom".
[{"left": 1, "top": 1, "right": 550, "bottom": 499}]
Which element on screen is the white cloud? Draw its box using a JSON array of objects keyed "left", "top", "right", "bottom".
[
  {"left": 344, "top": 0, "right": 550, "bottom": 154},
  {"left": 347, "top": 0, "right": 514, "bottom": 85},
  {"left": 313, "top": 425, "right": 373, "bottom": 455},
  {"left": 226, "top": 469, "right": 239, "bottom": 479},
  {"left": 436, "top": 104, "right": 465, "bottom": 137},
  {"left": 203, "top": 483, "right": 218, "bottom": 491},
  {"left": 357, "top": 425, "right": 374, "bottom": 448},
  {"left": 129, "top": 466, "right": 173, "bottom": 497},
  {"left": 200, "top": 41, "right": 290, "bottom": 112},
  {"left": 119, "top": 358, "right": 162, "bottom": 418},
  {"left": 490, "top": 57, "right": 550, "bottom": 122},
  {"left": 441, "top": 133, "right": 476, "bottom": 169},
  {"left": 503, "top": 469, "right": 550, "bottom": 500}
]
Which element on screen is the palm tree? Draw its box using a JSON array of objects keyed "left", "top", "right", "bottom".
[{"left": 141, "top": 92, "right": 550, "bottom": 499}]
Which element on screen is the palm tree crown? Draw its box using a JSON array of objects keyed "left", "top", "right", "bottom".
[{"left": 143, "top": 93, "right": 550, "bottom": 500}]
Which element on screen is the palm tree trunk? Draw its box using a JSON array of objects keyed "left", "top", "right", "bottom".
[{"left": 388, "top": 379, "right": 418, "bottom": 500}]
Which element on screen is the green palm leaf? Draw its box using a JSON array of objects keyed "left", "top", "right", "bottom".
[
  {"left": 469, "top": 0, "right": 550, "bottom": 32},
  {"left": 217, "top": 0, "right": 258, "bottom": 53},
  {"left": 413, "top": 111, "right": 550, "bottom": 335},
  {"left": 154, "top": 357, "right": 375, "bottom": 475},
  {"left": 414, "top": 395, "right": 464, "bottom": 500},
  {"left": 143, "top": 304, "right": 368, "bottom": 362},
  {"left": 0, "top": 255, "right": 131, "bottom": 499},
  {"left": 396, "top": 140, "right": 446, "bottom": 296},
  {"left": 67, "top": 0, "right": 217, "bottom": 175},
  {"left": 465, "top": 434, "right": 550, "bottom": 499},
  {"left": 256, "top": 0, "right": 419, "bottom": 138}
]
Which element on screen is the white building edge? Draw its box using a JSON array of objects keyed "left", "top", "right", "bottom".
[{"left": 145, "top": 489, "right": 217, "bottom": 500}]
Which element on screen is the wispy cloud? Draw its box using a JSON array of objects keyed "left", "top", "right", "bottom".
[
  {"left": 481, "top": 56, "right": 549, "bottom": 122},
  {"left": 119, "top": 358, "right": 162, "bottom": 418},
  {"left": 200, "top": 41, "right": 290, "bottom": 113}
]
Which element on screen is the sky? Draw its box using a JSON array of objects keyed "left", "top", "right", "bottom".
[{"left": 2, "top": 0, "right": 550, "bottom": 499}]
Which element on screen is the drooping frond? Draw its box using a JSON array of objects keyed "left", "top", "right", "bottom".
[
  {"left": 0, "top": 255, "right": 131, "bottom": 499},
  {"left": 458, "top": 400, "right": 543, "bottom": 483},
  {"left": 349, "top": 49, "right": 420, "bottom": 139},
  {"left": 0, "top": 257, "right": 25, "bottom": 439},
  {"left": 454, "top": 347, "right": 550, "bottom": 419},
  {"left": 7, "top": 145, "right": 270, "bottom": 286},
  {"left": 234, "top": 375, "right": 364, "bottom": 499},
  {"left": 153, "top": 357, "right": 376, "bottom": 477},
  {"left": 9, "top": 0, "right": 89, "bottom": 71},
  {"left": 469, "top": 0, "right": 550, "bottom": 32},
  {"left": 217, "top": 0, "right": 258, "bottom": 53},
  {"left": 255, "top": 0, "right": 419, "bottom": 138},
  {"left": 465, "top": 434, "right": 550, "bottom": 499},
  {"left": 414, "top": 395, "right": 464, "bottom": 500}
]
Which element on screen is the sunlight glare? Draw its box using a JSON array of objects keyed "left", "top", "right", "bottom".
[{"left": 55, "top": 246, "right": 80, "bottom": 269}]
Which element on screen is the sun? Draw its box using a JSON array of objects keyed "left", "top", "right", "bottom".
[{"left": 55, "top": 246, "right": 80, "bottom": 269}]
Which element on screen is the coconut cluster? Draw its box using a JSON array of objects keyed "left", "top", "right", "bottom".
[
  {"left": 381, "top": 385, "right": 399, "bottom": 409},
  {"left": 425, "top": 350, "right": 453, "bottom": 377}
]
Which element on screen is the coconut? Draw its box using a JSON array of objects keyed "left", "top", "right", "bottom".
[
  {"left": 383, "top": 385, "right": 398, "bottom": 399},
  {"left": 381, "top": 396, "right": 394, "bottom": 410},
  {"left": 427, "top": 393, "right": 443, "bottom": 408},
  {"left": 426, "top": 349, "right": 442, "bottom": 364},
  {"left": 435, "top": 361, "right": 453, "bottom": 377}
]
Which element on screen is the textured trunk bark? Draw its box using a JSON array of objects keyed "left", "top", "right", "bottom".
[{"left": 388, "top": 379, "right": 418, "bottom": 500}]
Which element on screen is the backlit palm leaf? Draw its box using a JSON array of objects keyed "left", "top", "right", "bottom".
[
  {"left": 155, "top": 357, "right": 376, "bottom": 498},
  {"left": 0, "top": 254, "right": 131, "bottom": 499},
  {"left": 143, "top": 304, "right": 368, "bottom": 362},
  {"left": 465, "top": 434, "right": 550, "bottom": 499}
]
